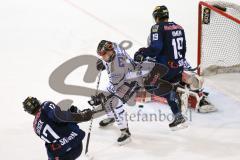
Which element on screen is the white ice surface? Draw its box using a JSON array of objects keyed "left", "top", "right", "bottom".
[{"left": 0, "top": 0, "right": 240, "bottom": 159}]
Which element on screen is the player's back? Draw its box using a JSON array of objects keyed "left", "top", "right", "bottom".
[
  {"left": 33, "top": 101, "right": 85, "bottom": 154},
  {"left": 149, "top": 21, "right": 187, "bottom": 82},
  {"left": 152, "top": 22, "right": 186, "bottom": 67}
]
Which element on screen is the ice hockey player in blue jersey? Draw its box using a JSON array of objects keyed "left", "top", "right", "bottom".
[
  {"left": 134, "top": 5, "right": 187, "bottom": 130},
  {"left": 23, "top": 96, "right": 93, "bottom": 160}
]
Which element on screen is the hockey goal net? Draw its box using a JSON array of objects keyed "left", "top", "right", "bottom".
[{"left": 198, "top": 1, "right": 240, "bottom": 76}]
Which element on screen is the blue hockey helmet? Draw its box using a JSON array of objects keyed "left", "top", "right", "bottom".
[
  {"left": 23, "top": 96, "right": 40, "bottom": 115},
  {"left": 152, "top": 5, "right": 169, "bottom": 21}
]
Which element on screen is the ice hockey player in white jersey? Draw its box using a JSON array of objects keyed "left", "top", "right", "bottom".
[
  {"left": 88, "top": 40, "right": 173, "bottom": 144},
  {"left": 88, "top": 40, "right": 140, "bottom": 145}
]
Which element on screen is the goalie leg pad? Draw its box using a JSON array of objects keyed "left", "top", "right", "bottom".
[{"left": 177, "top": 87, "right": 217, "bottom": 113}]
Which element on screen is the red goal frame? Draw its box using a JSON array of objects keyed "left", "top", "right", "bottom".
[{"left": 197, "top": 1, "right": 240, "bottom": 75}]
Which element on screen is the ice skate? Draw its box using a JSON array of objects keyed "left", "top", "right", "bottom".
[
  {"left": 117, "top": 128, "right": 131, "bottom": 145},
  {"left": 169, "top": 114, "right": 188, "bottom": 131}
]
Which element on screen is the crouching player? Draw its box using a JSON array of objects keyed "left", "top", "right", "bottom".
[
  {"left": 23, "top": 96, "right": 93, "bottom": 160},
  {"left": 178, "top": 61, "right": 217, "bottom": 113}
]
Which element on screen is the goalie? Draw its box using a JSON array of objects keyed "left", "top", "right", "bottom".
[{"left": 178, "top": 60, "right": 217, "bottom": 113}]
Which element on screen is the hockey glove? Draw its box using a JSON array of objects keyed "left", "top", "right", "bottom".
[
  {"left": 69, "top": 105, "right": 80, "bottom": 113},
  {"left": 134, "top": 54, "right": 145, "bottom": 62},
  {"left": 88, "top": 93, "right": 107, "bottom": 106},
  {"left": 96, "top": 59, "right": 106, "bottom": 71},
  {"left": 134, "top": 48, "right": 146, "bottom": 62}
]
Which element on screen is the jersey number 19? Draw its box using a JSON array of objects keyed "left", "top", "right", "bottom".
[{"left": 172, "top": 37, "right": 184, "bottom": 60}]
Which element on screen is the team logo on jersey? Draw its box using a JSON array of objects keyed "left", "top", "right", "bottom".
[
  {"left": 152, "top": 25, "right": 159, "bottom": 32},
  {"left": 59, "top": 132, "right": 78, "bottom": 146}
]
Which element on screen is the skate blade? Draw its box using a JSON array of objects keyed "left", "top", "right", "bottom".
[
  {"left": 118, "top": 137, "right": 131, "bottom": 146},
  {"left": 170, "top": 122, "right": 188, "bottom": 131}
]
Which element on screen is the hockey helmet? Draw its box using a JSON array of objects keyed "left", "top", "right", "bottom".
[
  {"left": 97, "top": 40, "right": 114, "bottom": 56},
  {"left": 23, "top": 96, "right": 41, "bottom": 114},
  {"left": 152, "top": 5, "right": 169, "bottom": 21}
]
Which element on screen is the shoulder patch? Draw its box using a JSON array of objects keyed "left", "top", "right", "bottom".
[{"left": 151, "top": 25, "right": 159, "bottom": 33}]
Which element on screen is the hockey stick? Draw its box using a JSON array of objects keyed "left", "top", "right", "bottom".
[
  {"left": 145, "top": 57, "right": 200, "bottom": 72},
  {"left": 85, "top": 72, "right": 102, "bottom": 158}
]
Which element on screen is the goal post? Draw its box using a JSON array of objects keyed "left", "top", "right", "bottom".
[{"left": 198, "top": 1, "right": 240, "bottom": 76}]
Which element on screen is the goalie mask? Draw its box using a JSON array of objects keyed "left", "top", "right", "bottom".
[{"left": 23, "top": 96, "right": 41, "bottom": 115}]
